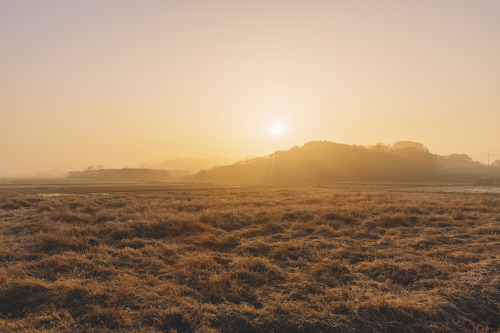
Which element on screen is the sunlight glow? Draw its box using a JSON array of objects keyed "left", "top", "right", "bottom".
[{"left": 271, "top": 123, "right": 283, "bottom": 136}]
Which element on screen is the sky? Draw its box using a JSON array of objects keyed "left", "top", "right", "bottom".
[{"left": 1, "top": 0, "right": 499, "bottom": 176}]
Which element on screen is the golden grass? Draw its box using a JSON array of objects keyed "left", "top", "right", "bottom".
[{"left": 0, "top": 186, "right": 498, "bottom": 332}]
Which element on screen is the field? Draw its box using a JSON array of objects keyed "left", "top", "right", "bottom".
[{"left": 0, "top": 183, "right": 499, "bottom": 332}]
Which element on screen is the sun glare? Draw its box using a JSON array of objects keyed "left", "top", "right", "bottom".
[{"left": 271, "top": 123, "right": 283, "bottom": 136}]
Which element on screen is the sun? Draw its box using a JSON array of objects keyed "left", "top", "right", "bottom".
[{"left": 271, "top": 123, "right": 283, "bottom": 136}]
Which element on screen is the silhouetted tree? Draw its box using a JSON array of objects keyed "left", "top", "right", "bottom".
[{"left": 392, "top": 141, "right": 430, "bottom": 153}]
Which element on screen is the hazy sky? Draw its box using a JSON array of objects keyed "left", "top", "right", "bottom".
[{"left": 1, "top": 0, "right": 499, "bottom": 176}]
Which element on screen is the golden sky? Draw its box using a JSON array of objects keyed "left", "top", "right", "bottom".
[{"left": 1, "top": 0, "right": 499, "bottom": 176}]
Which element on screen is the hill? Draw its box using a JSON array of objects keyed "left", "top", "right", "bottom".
[{"left": 197, "top": 141, "right": 500, "bottom": 182}]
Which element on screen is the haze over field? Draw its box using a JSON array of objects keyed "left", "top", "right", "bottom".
[
  {"left": 1, "top": 0, "right": 500, "bottom": 176},
  {"left": 1, "top": 3, "right": 499, "bottom": 330}
]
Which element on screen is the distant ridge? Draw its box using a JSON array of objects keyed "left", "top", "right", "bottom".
[
  {"left": 67, "top": 168, "right": 186, "bottom": 182},
  {"left": 196, "top": 141, "right": 500, "bottom": 183}
]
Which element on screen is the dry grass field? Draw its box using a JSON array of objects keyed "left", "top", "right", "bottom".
[{"left": 0, "top": 184, "right": 498, "bottom": 332}]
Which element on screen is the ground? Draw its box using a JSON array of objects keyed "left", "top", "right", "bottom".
[{"left": 0, "top": 182, "right": 498, "bottom": 332}]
